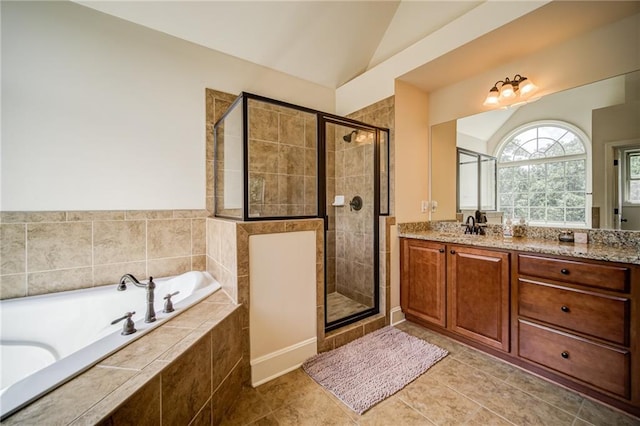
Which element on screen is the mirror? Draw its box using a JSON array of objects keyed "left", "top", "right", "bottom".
[{"left": 432, "top": 69, "right": 640, "bottom": 230}]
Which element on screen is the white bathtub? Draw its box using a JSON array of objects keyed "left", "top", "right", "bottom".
[{"left": 0, "top": 271, "right": 221, "bottom": 420}]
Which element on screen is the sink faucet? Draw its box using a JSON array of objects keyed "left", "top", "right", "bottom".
[
  {"left": 464, "top": 216, "right": 476, "bottom": 234},
  {"left": 117, "top": 274, "right": 157, "bottom": 323}
]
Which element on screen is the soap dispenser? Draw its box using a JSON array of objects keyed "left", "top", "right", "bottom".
[{"left": 503, "top": 216, "right": 513, "bottom": 239}]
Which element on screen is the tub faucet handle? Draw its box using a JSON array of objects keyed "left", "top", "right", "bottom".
[
  {"left": 111, "top": 311, "right": 137, "bottom": 335},
  {"left": 163, "top": 291, "right": 180, "bottom": 313}
]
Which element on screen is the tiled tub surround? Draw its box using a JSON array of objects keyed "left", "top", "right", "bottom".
[
  {"left": 398, "top": 221, "right": 640, "bottom": 265},
  {"left": 0, "top": 210, "right": 209, "bottom": 300},
  {"left": 0, "top": 271, "right": 221, "bottom": 420},
  {"left": 2, "top": 289, "right": 244, "bottom": 425}
]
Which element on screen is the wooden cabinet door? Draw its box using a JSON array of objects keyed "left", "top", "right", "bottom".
[
  {"left": 448, "top": 245, "right": 510, "bottom": 351},
  {"left": 400, "top": 238, "right": 446, "bottom": 327}
]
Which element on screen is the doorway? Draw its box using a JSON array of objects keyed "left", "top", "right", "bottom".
[
  {"left": 321, "top": 118, "right": 383, "bottom": 331},
  {"left": 614, "top": 144, "right": 640, "bottom": 230}
]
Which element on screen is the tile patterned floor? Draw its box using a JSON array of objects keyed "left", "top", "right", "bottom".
[
  {"left": 221, "top": 321, "right": 640, "bottom": 425},
  {"left": 326, "top": 292, "right": 370, "bottom": 323}
]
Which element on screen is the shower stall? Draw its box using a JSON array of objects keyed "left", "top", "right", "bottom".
[{"left": 214, "top": 93, "right": 389, "bottom": 331}]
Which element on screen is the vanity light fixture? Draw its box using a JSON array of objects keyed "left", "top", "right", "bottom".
[{"left": 483, "top": 74, "right": 538, "bottom": 107}]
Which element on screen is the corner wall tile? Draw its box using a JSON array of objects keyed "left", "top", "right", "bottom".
[
  {"left": 148, "top": 257, "right": 191, "bottom": 279},
  {"left": 192, "top": 255, "right": 207, "bottom": 271},
  {"left": 192, "top": 219, "right": 206, "bottom": 255},
  {"left": 147, "top": 219, "right": 191, "bottom": 259}
]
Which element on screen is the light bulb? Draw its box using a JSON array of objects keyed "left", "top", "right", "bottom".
[
  {"left": 500, "top": 82, "right": 516, "bottom": 99},
  {"left": 483, "top": 87, "right": 500, "bottom": 106},
  {"left": 519, "top": 78, "right": 538, "bottom": 96}
]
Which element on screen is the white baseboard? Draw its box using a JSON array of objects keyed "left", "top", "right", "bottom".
[
  {"left": 250, "top": 337, "right": 317, "bottom": 387},
  {"left": 390, "top": 306, "right": 406, "bottom": 325}
]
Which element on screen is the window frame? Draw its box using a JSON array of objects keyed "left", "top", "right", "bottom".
[{"left": 494, "top": 120, "right": 592, "bottom": 227}]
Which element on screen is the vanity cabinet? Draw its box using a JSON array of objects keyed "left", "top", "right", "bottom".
[
  {"left": 449, "top": 246, "right": 510, "bottom": 351},
  {"left": 400, "top": 239, "right": 446, "bottom": 327},
  {"left": 516, "top": 254, "right": 633, "bottom": 399},
  {"left": 400, "top": 237, "right": 640, "bottom": 416},
  {"left": 400, "top": 239, "right": 510, "bottom": 351}
]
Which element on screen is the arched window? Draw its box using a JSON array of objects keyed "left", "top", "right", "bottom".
[{"left": 496, "top": 121, "right": 589, "bottom": 226}]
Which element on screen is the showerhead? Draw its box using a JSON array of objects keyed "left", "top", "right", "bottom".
[{"left": 343, "top": 130, "right": 357, "bottom": 143}]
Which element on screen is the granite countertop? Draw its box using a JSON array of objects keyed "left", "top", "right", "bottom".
[{"left": 398, "top": 229, "right": 640, "bottom": 265}]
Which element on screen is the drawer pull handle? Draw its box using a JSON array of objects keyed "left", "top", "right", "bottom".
[
  {"left": 561, "top": 351, "right": 569, "bottom": 359},
  {"left": 560, "top": 268, "right": 569, "bottom": 275},
  {"left": 450, "top": 250, "right": 456, "bottom": 254},
  {"left": 439, "top": 248, "right": 445, "bottom": 253},
  {"left": 561, "top": 305, "right": 570, "bottom": 313}
]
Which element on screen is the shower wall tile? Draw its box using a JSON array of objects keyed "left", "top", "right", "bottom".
[
  {"left": 147, "top": 219, "right": 192, "bottom": 259},
  {"left": 94, "top": 220, "right": 146, "bottom": 265},
  {"left": 305, "top": 116, "right": 318, "bottom": 149},
  {"left": 249, "top": 140, "right": 279, "bottom": 173},
  {"left": 28, "top": 267, "right": 93, "bottom": 296},
  {"left": 249, "top": 107, "right": 279, "bottom": 142},
  {"left": 280, "top": 113, "right": 305, "bottom": 146},
  {"left": 278, "top": 144, "right": 305, "bottom": 175},
  {"left": 27, "top": 222, "right": 92, "bottom": 272},
  {"left": 1, "top": 224, "right": 25, "bottom": 275}
]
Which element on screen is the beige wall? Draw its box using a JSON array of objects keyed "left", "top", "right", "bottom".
[
  {"left": 394, "top": 80, "right": 430, "bottom": 223},
  {"left": 1, "top": 1, "right": 334, "bottom": 212},
  {"left": 430, "top": 120, "right": 458, "bottom": 220}
]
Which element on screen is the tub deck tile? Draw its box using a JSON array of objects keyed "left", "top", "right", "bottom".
[{"left": 2, "top": 366, "right": 135, "bottom": 426}]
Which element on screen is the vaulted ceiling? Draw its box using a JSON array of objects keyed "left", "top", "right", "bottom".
[{"left": 76, "top": 1, "right": 639, "bottom": 92}]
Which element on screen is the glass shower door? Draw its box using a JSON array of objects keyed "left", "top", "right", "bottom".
[{"left": 323, "top": 119, "right": 379, "bottom": 331}]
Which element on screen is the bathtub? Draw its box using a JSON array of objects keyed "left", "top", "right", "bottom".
[{"left": 0, "top": 271, "right": 221, "bottom": 420}]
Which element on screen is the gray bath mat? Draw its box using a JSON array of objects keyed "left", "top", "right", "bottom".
[{"left": 302, "top": 326, "right": 448, "bottom": 414}]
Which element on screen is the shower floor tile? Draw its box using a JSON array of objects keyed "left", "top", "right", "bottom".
[{"left": 326, "top": 292, "right": 370, "bottom": 323}]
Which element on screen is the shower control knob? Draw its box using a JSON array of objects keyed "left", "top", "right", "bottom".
[{"left": 349, "top": 196, "right": 363, "bottom": 211}]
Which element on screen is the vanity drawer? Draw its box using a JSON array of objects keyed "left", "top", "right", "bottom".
[
  {"left": 519, "top": 279, "right": 629, "bottom": 345},
  {"left": 518, "top": 254, "right": 630, "bottom": 292},
  {"left": 519, "top": 320, "right": 630, "bottom": 398}
]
